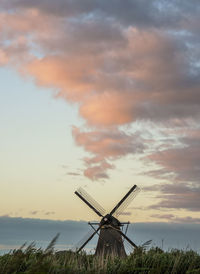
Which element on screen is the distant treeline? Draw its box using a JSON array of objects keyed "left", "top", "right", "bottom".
[{"left": 0, "top": 237, "right": 200, "bottom": 273}]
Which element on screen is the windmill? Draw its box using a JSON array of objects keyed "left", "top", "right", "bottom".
[{"left": 74, "top": 185, "right": 140, "bottom": 257}]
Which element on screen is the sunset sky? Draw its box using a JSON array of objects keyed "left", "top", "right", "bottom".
[{"left": 1, "top": 0, "right": 200, "bottom": 224}]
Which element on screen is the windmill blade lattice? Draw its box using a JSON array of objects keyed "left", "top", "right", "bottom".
[
  {"left": 75, "top": 187, "right": 106, "bottom": 217},
  {"left": 109, "top": 185, "right": 138, "bottom": 216},
  {"left": 124, "top": 238, "right": 135, "bottom": 254},
  {"left": 114, "top": 186, "right": 140, "bottom": 217},
  {"left": 72, "top": 228, "right": 98, "bottom": 253}
]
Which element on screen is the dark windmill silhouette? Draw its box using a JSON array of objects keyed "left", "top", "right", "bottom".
[{"left": 74, "top": 185, "right": 140, "bottom": 257}]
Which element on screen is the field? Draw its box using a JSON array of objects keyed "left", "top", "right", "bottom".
[{"left": 0, "top": 237, "right": 200, "bottom": 274}]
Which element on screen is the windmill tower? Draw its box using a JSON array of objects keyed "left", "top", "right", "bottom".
[{"left": 74, "top": 185, "right": 140, "bottom": 257}]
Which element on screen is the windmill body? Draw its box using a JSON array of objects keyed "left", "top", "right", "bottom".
[
  {"left": 74, "top": 185, "right": 140, "bottom": 257},
  {"left": 95, "top": 214, "right": 126, "bottom": 257}
]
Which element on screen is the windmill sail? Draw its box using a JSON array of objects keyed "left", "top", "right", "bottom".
[
  {"left": 75, "top": 187, "right": 105, "bottom": 217},
  {"left": 109, "top": 185, "right": 139, "bottom": 216},
  {"left": 114, "top": 186, "right": 140, "bottom": 217},
  {"left": 72, "top": 228, "right": 95, "bottom": 252}
]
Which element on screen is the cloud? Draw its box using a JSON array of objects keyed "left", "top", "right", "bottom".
[
  {"left": 83, "top": 160, "right": 113, "bottom": 181},
  {"left": 0, "top": 49, "right": 9, "bottom": 65},
  {"left": 67, "top": 172, "right": 80, "bottom": 176},
  {"left": 145, "top": 127, "right": 200, "bottom": 183},
  {"left": 1, "top": 216, "right": 200, "bottom": 252},
  {"left": 0, "top": 0, "right": 170, "bottom": 26},
  {"left": 44, "top": 211, "right": 55, "bottom": 216},
  {"left": 140, "top": 126, "right": 200, "bottom": 211},
  {"left": 118, "top": 211, "right": 132, "bottom": 216},
  {"left": 2, "top": 9, "right": 200, "bottom": 123},
  {"left": 0, "top": 216, "right": 90, "bottom": 251},
  {"left": 72, "top": 127, "right": 145, "bottom": 158},
  {"left": 1, "top": 0, "right": 200, "bottom": 180},
  {"left": 2, "top": 0, "right": 200, "bottom": 30},
  {"left": 22, "top": 28, "right": 200, "bottom": 125},
  {"left": 145, "top": 182, "right": 200, "bottom": 211},
  {"left": 151, "top": 214, "right": 200, "bottom": 224},
  {"left": 29, "top": 210, "right": 55, "bottom": 216},
  {"left": 30, "top": 211, "right": 38, "bottom": 215},
  {"left": 147, "top": 145, "right": 200, "bottom": 183},
  {"left": 72, "top": 127, "right": 145, "bottom": 180}
]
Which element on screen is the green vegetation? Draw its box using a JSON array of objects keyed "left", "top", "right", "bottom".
[{"left": 0, "top": 238, "right": 200, "bottom": 274}]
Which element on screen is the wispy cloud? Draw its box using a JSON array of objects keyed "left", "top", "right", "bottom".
[
  {"left": 30, "top": 211, "right": 38, "bottom": 215},
  {"left": 144, "top": 182, "right": 200, "bottom": 211},
  {"left": 66, "top": 172, "right": 81, "bottom": 177},
  {"left": 151, "top": 214, "right": 200, "bottom": 224},
  {"left": 29, "top": 210, "right": 55, "bottom": 216}
]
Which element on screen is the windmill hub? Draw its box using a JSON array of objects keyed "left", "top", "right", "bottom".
[
  {"left": 101, "top": 214, "right": 121, "bottom": 228},
  {"left": 74, "top": 185, "right": 140, "bottom": 257}
]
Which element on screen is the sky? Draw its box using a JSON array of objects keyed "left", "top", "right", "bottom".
[{"left": 1, "top": 0, "right": 200, "bottom": 230}]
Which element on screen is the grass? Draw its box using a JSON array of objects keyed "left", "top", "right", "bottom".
[{"left": 0, "top": 236, "right": 200, "bottom": 273}]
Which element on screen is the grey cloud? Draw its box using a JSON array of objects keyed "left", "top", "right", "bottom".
[
  {"left": 118, "top": 211, "right": 132, "bottom": 216},
  {"left": 61, "top": 165, "right": 68, "bottom": 169},
  {"left": 30, "top": 211, "right": 38, "bottom": 215},
  {"left": 44, "top": 211, "right": 55, "bottom": 215},
  {"left": 1, "top": 216, "right": 200, "bottom": 253},
  {"left": 0, "top": 216, "right": 89, "bottom": 252},
  {"left": 151, "top": 214, "right": 200, "bottom": 224},
  {"left": 0, "top": 0, "right": 172, "bottom": 27},
  {"left": 29, "top": 210, "right": 55, "bottom": 216},
  {"left": 37, "top": 17, "right": 127, "bottom": 55},
  {"left": 172, "top": 216, "right": 200, "bottom": 224},
  {"left": 151, "top": 214, "right": 175, "bottom": 220},
  {"left": 2, "top": 0, "right": 200, "bottom": 29},
  {"left": 146, "top": 143, "right": 200, "bottom": 183},
  {"left": 145, "top": 183, "right": 200, "bottom": 211},
  {"left": 67, "top": 172, "right": 81, "bottom": 176},
  {"left": 145, "top": 128, "right": 200, "bottom": 185}
]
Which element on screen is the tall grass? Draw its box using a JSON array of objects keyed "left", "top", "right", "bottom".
[{"left": 0, "top": 238, "right": 200, "bottom": 273}]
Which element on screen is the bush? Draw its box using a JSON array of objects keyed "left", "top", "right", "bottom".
[{"left": 0, "top": 240, "right": 200, "bottom": 273}]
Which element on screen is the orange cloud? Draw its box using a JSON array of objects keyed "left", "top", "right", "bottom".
[
  {"left": 25, "top": 55, "right": 101, "bottom": 101},
  {"left": 0, "top": 9, "right": 56, "bottom": 36},
  {"left": 0, "top": 49, "right": 9, "bottom": 65},
  {"left": 84, "top": 161, "right": 114, "bottom": 181},
  {"left": 80, "top": 92, "right": 137, "bottom": 126}
]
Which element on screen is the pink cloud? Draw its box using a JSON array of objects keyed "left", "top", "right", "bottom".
[
  {"left": 0, "top": 49, "right": 9, "bottom": 65},
  {"left": 25, "top": 55, "right": 100, "bottom": 101},
  {"left": 72, "top": 127, "right": 145, "bottom": 180},
  {"left": 72, "top": 127, "right": 145, "bottom": 158},
  {"left": 84, "top": 161, "right": 114, "bottom": 181},
  {"left": 0, "top": 9, "right": 57, "bottom": 37},
  {"left": 80, "top": 92, "right": 138, "bottom": 126}
]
